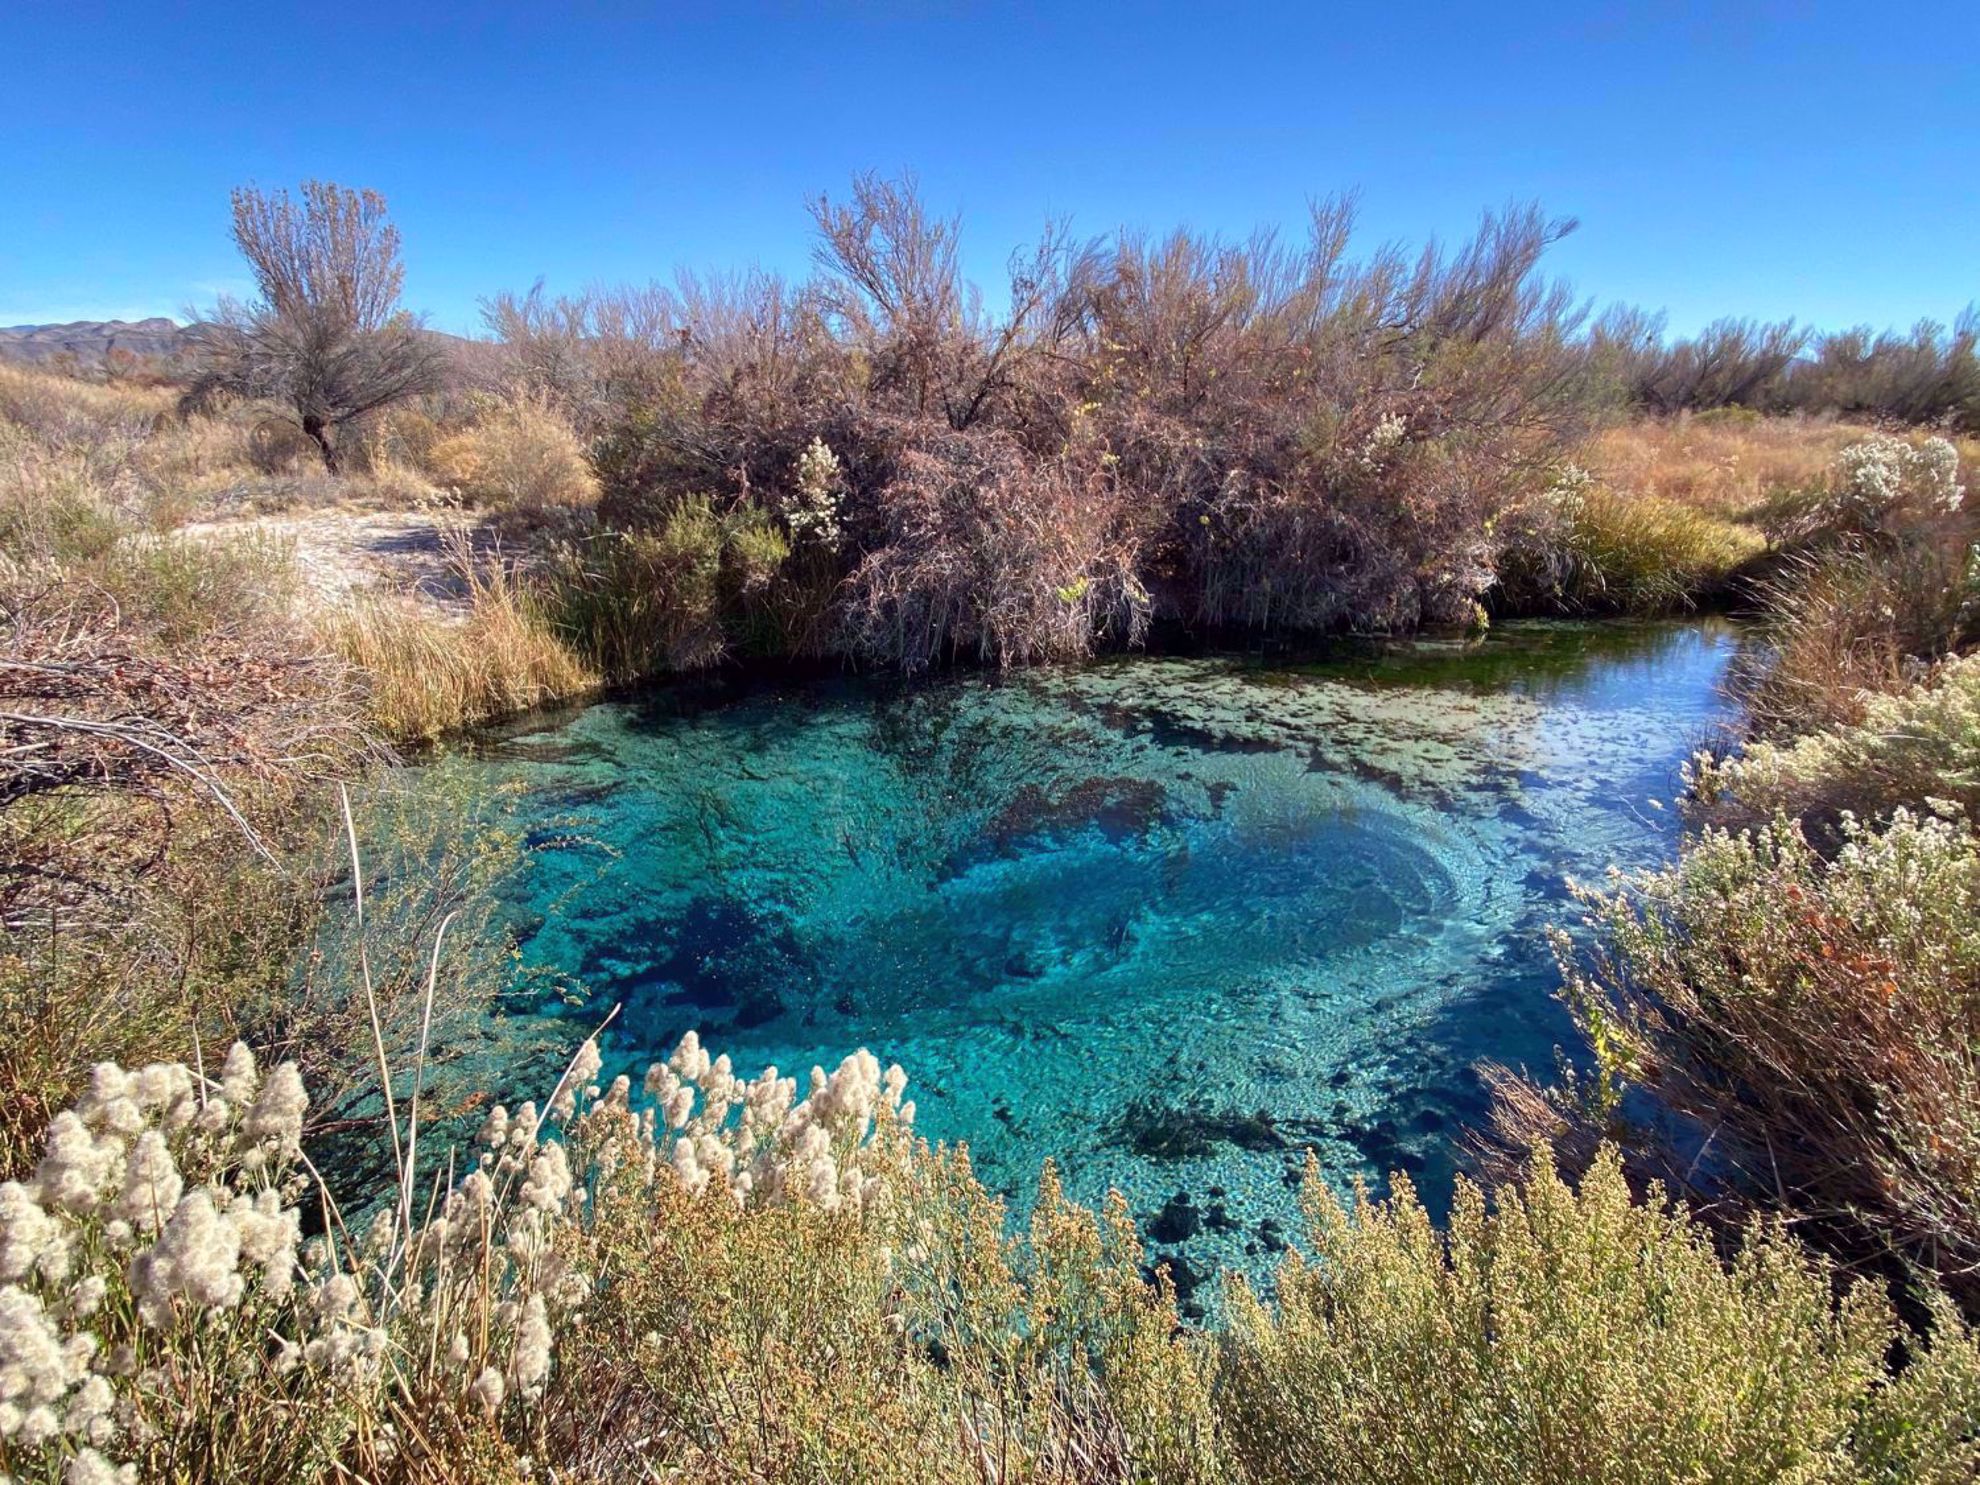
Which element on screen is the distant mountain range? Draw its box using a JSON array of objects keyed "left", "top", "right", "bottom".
[
  {"left": 0, "top": 318, "right": 481, "bottom": 372},
  {"left": 0, "top": 318, "right": 194, "bottom": 365}
]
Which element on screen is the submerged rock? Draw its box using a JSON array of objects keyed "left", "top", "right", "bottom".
[{"left": 1148, "top": 1191, "right": 1200, "bottom": 1244}]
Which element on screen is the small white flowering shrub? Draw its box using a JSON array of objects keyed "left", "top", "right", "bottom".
[
  {"left": 1355, "top": 410, "right": 1409, "bottom": 473},
  {"left": 1829, "top": 433, "right": 1965, "bottom": 525},
  {"left": 781, "top": 436, "right": 846, "bottom": 550},
  {"left": 1687, "top": 651, "right": 1980, "bottom": 831}
]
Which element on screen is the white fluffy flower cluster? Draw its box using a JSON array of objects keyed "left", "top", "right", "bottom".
[
  {"left": 0, "top": 1044, "right": 308, "bottom": 1478},
  {"left": 0, "top": 1028, "right": 922, "bottom": 1471},
  {"left": 782, "top": 436, "right": 846, "bottom": 548},
  {"left": 1358, "top": 410, "right": 1409, "bottom": 472},
  {"left": 412, "top": 1078, "right": 594, "bottom": 1413},
  {"left": 620, "top": 1032, "right": 912, "bottom": 1214},
  {"left": 1544, "top": 461, "right": 1595, "bottom": 521},
  {"left": 1832, "top": 434, "right": 1965, "bottom": 523}
]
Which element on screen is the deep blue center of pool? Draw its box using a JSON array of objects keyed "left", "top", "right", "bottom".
[{"left": 447, "top": 621, "right": 1735, "bottom": 1298}]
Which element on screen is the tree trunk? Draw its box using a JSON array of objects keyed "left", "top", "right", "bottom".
[{"left": 302, "top": 414, "right": 339, "bottom": 473}]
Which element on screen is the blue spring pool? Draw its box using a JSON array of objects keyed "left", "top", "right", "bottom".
[{"left": 432, "top": 620, "right": 1736, "bottom": 1301}]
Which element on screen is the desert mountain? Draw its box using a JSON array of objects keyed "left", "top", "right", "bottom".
[{"left": 0, "top": 317, "right": 193, "bottom": 365}]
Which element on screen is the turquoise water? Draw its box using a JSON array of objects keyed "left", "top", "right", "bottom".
[{"left": 444, "top": 621, "right": 1735, "bottom": 1305}]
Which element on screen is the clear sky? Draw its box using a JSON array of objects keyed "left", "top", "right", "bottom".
[{"left": 5, "top": 1, "right": 1976, "bottom": 339}]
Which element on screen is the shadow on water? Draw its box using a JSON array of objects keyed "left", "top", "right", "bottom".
[{"left": 427, "top": 619, "right": 1740, "bottom": 1290}]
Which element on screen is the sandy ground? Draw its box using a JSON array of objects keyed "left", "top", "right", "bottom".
[{"left": 181, "top": 507, "right": 518, "bottom": 619}]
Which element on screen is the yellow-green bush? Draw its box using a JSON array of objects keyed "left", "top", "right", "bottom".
[
  {"left": 426, "top": 395, "right": 599, "bottom": 520},
  {"left": 1564, "top": 484, "right": 1764, "bottom": 611},
  {"left": 1496, "top": 469, "right": 1765, "bottom": 615},
  {"left": 1221, "top": 1148, "right": 1980, "bottom": 1484},
  {"left": 545, "top": 495, "right": 791, "bottom": 678},
  {"left": 89, "top": 530, "right": 299, "bottom": 642}
]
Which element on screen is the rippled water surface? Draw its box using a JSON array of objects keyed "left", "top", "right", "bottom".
[{"left": 439, "top": 621, "right": 1736, "bottom": 1296}]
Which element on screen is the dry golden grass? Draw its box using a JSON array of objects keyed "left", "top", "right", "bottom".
[
  {"left": 0, "top": 358, "right": 176, "bottom": 431},
  {"left": 325, "top": 562, "right": 598, "bottom": 739},
  {"left": 1582, "top": 412, "right": 1871, "bottom": 520}
]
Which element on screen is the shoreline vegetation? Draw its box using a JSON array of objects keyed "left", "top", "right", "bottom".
[{"left": 2, "top": 179, "right": 1979, "bottom": 1479}]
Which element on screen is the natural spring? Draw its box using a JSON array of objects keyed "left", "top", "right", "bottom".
[{"left": 430, "top": 620, "right": 1737, "bottom": 1300}]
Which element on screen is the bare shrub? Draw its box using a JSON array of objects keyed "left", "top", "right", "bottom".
[
  {"left": 1628, "top": 317, "right": 1810, "bottom": 414},
  {"left": 1073, "top": 201, "right": 1592, "bottom": 633},
  {"left": 1737, "top": 536, "right": 1977, "bottom": 734},
  {"left": 515, "top": 183, "right": 1598, "bottom": 666},
  {"left": 1785, "top": 311, "right": 1980, "bottom": 431}
]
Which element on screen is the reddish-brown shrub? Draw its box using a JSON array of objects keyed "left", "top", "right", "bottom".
[{"left": 843, "top": 421, "right": 1150, "bottom": 668}]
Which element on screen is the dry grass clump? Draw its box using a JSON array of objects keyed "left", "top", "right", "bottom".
[
  {"left": 0, "top": 361, "right": 174, "bottom": 448},
  {"left": 1221, "top": 1147, "right": 1980, "bottom": 1484},
  {"left": 0, "top": 358, "right": 470, "bottom": 529},
  {"left": 326, "top": 560, "right": 597, "bottom": 739},
  {"left": 1582, "top": 412, "right": 1867, "bottom": 521},
  {"left": 425, "top": 394, "right": 599, "bottom": 522},
  {"left": 1736, "top": 534, "right": 1977, "bottom": 734}
]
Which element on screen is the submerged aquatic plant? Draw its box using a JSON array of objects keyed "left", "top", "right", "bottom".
[{"left": 1109, "top": 1095, "right": 1290, "bottom": 1162}]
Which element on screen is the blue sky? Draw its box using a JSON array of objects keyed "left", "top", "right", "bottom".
[{"left": 5, "top": 1, "right": 1976, "bottom": 338}]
